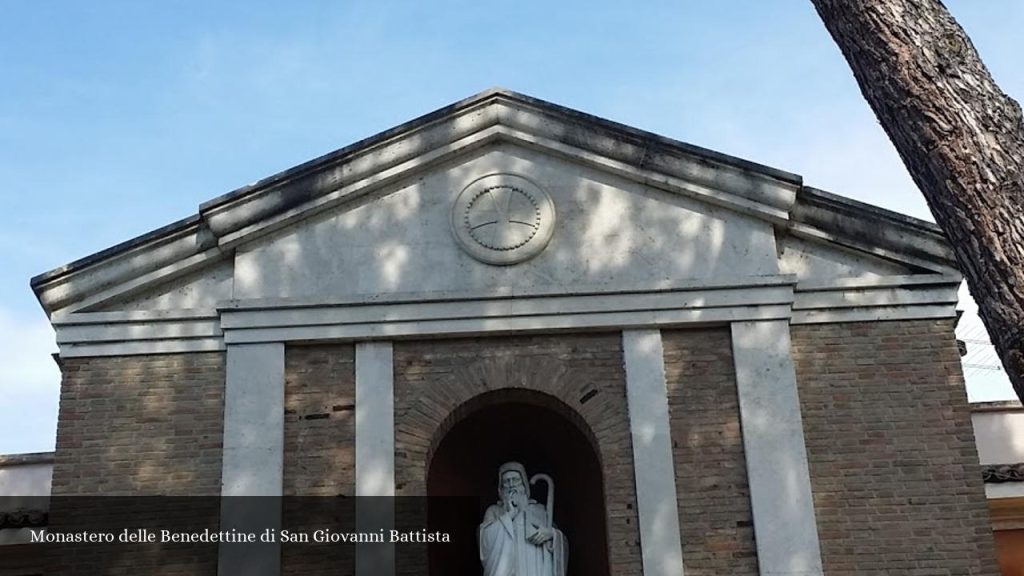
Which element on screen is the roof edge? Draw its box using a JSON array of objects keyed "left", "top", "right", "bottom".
[
  {"left": 32, "top": 88, "right": 807, "bottom": 314},
  {"left": 200, "top": 87, "right": 802, "bottom": 216},
  {"left": 493, "top": 89, "right": 803, "bottom": 185},
  {"left": 30, "top": 214, "right": 202, "bottom": 290},
  {"left": 0, "top": 452, "right": 55, "bottom": 467},
  {"left": 199, "top": 88, "right": 513, "bottom": 214},
  {"left": 791, "top": 186, "right": 957, "bottom": 272},
  {"left": 972, "top": 400, "right": 1024, "bottom": 412},
  {"left": 197, "top": 88, "right": 804, "bottom": 242},
  {"left": 801, "top": 186, "right": 942, "bottom": 234}
]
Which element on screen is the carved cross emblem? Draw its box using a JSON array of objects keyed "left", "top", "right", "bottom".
[
  {"left": 451, "top": 173, "right": 556, "bottom": 266},
  {"left": 465, "top": 185, "right": 541, "bottom": 251}
]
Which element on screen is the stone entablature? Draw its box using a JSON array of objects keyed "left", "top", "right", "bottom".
[{"left": 48, "top": 273, "right": 960, "bottom": 359}]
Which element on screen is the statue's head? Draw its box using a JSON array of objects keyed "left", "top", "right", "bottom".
[{"left": 497, "top": 461, "right": 529, "bottom": 501}]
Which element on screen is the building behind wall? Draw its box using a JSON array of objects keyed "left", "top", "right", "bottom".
[
  {"left": 8, "top": 90, "right": 1007, "bottom": 575},
  {"left": 974, "top": 402, "right": 1024, "bottom": 576}
]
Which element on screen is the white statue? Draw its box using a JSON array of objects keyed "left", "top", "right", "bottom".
[{"left": 479, "top": 462, "right": 568, "bottom": 576}]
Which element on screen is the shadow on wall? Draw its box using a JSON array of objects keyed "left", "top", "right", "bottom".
[
  {"left": 48, "top": 352, "right": 225, "bottom": 574},
  {"left": 46, "top": 114, "right": 912, "bottom": 575},
  {"left": 227, "top": 138, "right": 772, "bottom": 302}
]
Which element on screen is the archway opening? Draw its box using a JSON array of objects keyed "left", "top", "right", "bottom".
[{"left": 427, "top": 392, "right": 610, "bottom": 576}]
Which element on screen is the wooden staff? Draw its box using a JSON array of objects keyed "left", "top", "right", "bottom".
[{"left": 529, "top": 473, "right": 554, "bottom": 528}]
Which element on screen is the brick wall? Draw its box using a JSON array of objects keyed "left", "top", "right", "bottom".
[
  {"left": 48, "top": 352, "right": 224, "bottom": 575},
  {"left": 283, "top": 344, "right": 356, "bottom": 496},
  {"left": 393, "top": 333, "right": 642, "bottom": 576},
  {"left": 44, "top": 320, "right": 995, "bottom": 575},
  {"left": 282, "top": 344, "right": 356, "bottom": 576},
  {"left": 52, "top": 353, "right": 224, "bottom": 495},
  {"left": 793, "top": 320, "right": 999, "bottom": 575},
  {"left": 662, "top": 328, "right": 758, "bottom": 575}
]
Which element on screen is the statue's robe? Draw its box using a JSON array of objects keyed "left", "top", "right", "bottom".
[{"left": 479, "top": 500, "right": 567, "bottom": 576}]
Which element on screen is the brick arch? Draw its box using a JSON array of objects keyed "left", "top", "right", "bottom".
[
  {"left": 425, "top": 387, "right": 601, "bottom": 474},
  {"left": 426, "top": 389, "right": 609, "bottom": 576},
  {"left": 392, "top": 333, "right": 642, "bottom": 574}
]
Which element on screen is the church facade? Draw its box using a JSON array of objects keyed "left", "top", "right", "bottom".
[{"left": 31, "top": 90, "right": 999, "bottom": 575}]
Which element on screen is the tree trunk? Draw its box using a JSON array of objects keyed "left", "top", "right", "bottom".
[{"left": 809, "top": 0, "right": 1024, "bottom": 402}]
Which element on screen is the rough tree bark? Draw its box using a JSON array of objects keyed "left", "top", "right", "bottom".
[{"left": 809, "top": 0, "right": 1024, "bottom": 402}]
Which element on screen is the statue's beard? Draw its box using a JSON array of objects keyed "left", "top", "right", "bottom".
[{"left": 503, "top": 488, "right": 521, "bottom": 502}]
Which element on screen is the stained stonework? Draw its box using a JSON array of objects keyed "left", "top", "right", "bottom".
[
  {"left": 662, "top": 328, "right": 758, "bottom": 576},
  {"left": 393, "top": 333, "right": 642, "bottom": 576},
  {"left": 793, "top": 320, "right": 999, "bottom": 576}
]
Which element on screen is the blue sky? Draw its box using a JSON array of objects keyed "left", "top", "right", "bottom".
[{"left": 2, "top": 1, "right": 1021, "bottom": 453}]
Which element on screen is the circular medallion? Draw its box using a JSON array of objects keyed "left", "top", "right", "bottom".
[{"left": 451, "top": 173, "right": 556, "bottom": 265}]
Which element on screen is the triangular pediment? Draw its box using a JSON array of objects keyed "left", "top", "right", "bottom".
[{"left": 31, "top": 89, "right": 958, "bottom": 317}]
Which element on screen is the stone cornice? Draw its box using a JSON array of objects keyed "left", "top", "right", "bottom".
[
  {"left": 971, "top": 400, "right": 1023, "bottom": 413},
  {"left": 0, "top": 452, "right": 54, "bottom": 467}
]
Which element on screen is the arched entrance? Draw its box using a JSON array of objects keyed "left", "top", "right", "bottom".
[{"left": 426, "top": 389, "right": 611, "bottom": 576}]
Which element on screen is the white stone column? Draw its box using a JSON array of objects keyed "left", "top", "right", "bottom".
[
  {"left": 731, "top": 320, "right": 824, "bottom": 576},
  {"left": 622, "top": 329, "right": 686, "bottom": 576},
  {"left": 355, "top": 341, "right": 395, "bottom": 576},
  {"left": 218, "top": 342, "right": 285, "bottom": 576}
]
